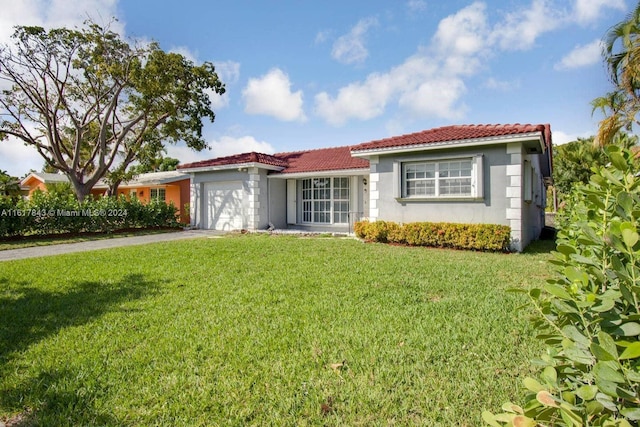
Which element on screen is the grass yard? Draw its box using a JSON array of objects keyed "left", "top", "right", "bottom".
[{"left": 0, "top": 235, "right": 553, "bottom": 426}]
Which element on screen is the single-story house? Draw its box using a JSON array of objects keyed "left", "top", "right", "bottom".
[
  {"left": 21, "top": 172, "right": 105, "bottom": 198},
  {"left": 20, "top": 170, "right": 191, "bottom": 223},
  {"left": 178, "top": 123, "right": 553, "bottom": 251}
]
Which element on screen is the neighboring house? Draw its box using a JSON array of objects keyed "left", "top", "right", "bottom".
[
  {"left": 21, "top": 172, "right": 104, "bottom": 198},
  {"left": 178, "top": 123, "right": 553, "bottom": 251},
  {"left": 20, "top": 171, "right": 191, "bottom": 223}
]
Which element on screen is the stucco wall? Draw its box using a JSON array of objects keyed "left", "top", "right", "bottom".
[
  {"left": 190, "top": 169, "right": 250, "bottom": 229},
  {"left": 267, "top": 178, "right": 287, "bottom": 229},
  {"left": 373, "top": 145, "right": 510, "bottom": 225}
]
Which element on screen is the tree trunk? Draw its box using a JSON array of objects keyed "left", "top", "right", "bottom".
[{"left": 107, "top": 179, "right": 123, "bottom": 198}]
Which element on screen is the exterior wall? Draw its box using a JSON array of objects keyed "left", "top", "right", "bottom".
[
  {"left": 177, "top": 178, "right": 190, "bottom": 224},
  {"left": 371, "top": 142, "right": 548, "bottom": 251},
  {"left": 373, "top": 145, "right": 510, "bottom": 225},
  {"left": 522, "top": 153, "right": 546, "bottom": 248},
  {"left": 190, "top": 169, "right": 259, "bottom": 230},
  {"left": 267, "top": 177, "right": 287, "bottom": 229},
  {"left": 275, "top": 173, "right": 369, "bottom": 233},
  {"left": 505, "top": 143, "right": 523, "bottom": 251},
  {"left": 505, "top": 143, "right": 547, "bottom": 251},
  {"left": 250, "top": 168, "right": 273, "bottom": 230}
]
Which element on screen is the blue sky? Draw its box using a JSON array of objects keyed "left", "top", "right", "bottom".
[{"left": 0, "top": 0, "right": 631, "bottom": 176}]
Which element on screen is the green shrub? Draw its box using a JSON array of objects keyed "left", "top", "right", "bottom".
[
  {"left": 484, "top": 146, "right": 640, "bottom": 426},
  {"left": 0, "top": 192, "right": 180, "bottom": 237},
  {"left": 354, "top": 220, "right": 511, "bottom": 252}
]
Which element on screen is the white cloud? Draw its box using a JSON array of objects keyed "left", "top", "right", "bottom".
[
  {"left": 0, "top": 0, "right": 123, "bottom": 45},
  {"left": 573, "top": 0, "right": 626, "bottom": 24},
  {"left": 552, "top": 130, "right": 594, "bottom": 145},
  {"left": 315, "top": 30, "right": 331, "bottom": 44},
  {"left": 491, "top": 0, "right": 562, "bottom": 51},
  {"left": 432, "top": 1, "right": 489, "bottom": 75},
  {"left": 433, "top": 2, "right": 488, "bottom": 58},
  {"left": 242, "top": 68, "right": 306, "bottom": 122},
  {"left": 0, "top": 136, "right": 45, "bottom": 177},
  {"left": 315, "top": 3, "right": 485, "bottom": 125},
  {"left": 314, "top": 0, "right": 612, "bottom": 126},
  {"left": 407, "top": 0, "right": 427, "bottom": 13},
  {"left": 214, "top": 60, "right": 241, "bottom": 84},
  {"left": 165, "top": 136, "right": 275, "bottom": 164},
  {"left": 315, "top": 72, "right": 395, "bottom": 125},
  {"left": 208, "top": 60, "right": 240, "bottom": 110},
  {"left": 331, "top": 17, "right": 378, "bottom": 65},
  {"left": 555, "top": 39, "right": 603, "bottom": 70},
  {"left": 398, "top": 78, "right": 468, "bottom": 120},
  {"left": 483, "top": 77, "right": 520, "bottom": 91}
]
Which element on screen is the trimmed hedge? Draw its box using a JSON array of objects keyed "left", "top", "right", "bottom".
[
  {"left": 0, "top": 191, "right": 181, "bottom": 237},
  {"left": 354, "top": 220, "right": 512, "bottom": 252}
]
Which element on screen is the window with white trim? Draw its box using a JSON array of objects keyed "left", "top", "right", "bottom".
[
  {"left": 150, "top": 188, "right": 166, "bottom": 201},
  {"left": 401, "top": 157, "right": 481, "bottom": 199},
  {"left": 301, "top": 177, "right": 349, "bottom": 224}
]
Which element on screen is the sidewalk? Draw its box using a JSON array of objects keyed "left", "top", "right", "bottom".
[{"left": 0, "top": 229, "right": 224, "bottom": 262}]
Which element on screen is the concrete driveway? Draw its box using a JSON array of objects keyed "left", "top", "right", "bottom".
[{"left": 0, "top": 229, "right": 225, "bottom": 261}]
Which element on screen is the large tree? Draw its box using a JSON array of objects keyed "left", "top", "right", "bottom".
[
  {"left": 593, "top": 2, "right": 640, "bottom": 146},
  {"left": 553, "top": 133, "right": 637, "bottom": 204},
  {"left": 0, "top": 22, "right": 225, "bottom": 201}
]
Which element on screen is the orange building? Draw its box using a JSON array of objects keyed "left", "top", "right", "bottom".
[{"left": 20, "top": 171, "right": 190, "bottom": 223}]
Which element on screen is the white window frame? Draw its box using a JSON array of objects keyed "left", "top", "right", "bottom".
[
  {"left": 150, "top": 187, "right": 166, "bottom": 201},
  {"left": 300, "top": 177, "right": 350, "bottom": 225},
  {"left": 396, "top": 154, "right": 483, "bottom": 201}
]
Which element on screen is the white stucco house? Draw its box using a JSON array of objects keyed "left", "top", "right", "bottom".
[{"left": 178, "top": 123, "right": 553, "bottom": 251}]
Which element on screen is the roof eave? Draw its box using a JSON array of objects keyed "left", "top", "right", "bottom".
[
  {"left": 268, "top": 168, "right": 370, "bottom": 179},
  {"left": 351, "top": 132, "right": 545, "bottom": 157},
  {"left": 178, "top": 162, "right": 285, "bottom": 173}
]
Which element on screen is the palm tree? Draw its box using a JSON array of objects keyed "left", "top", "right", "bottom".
[{"left": 593, "top": 2, "right": 640, "bottom": 146}]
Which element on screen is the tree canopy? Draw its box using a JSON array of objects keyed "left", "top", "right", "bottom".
[
  {"left": 0, "top": 170, "right": 21, "bottom": 200},
  {"left": 130, "top": 156, "right": 181, "bottom": 174},
  {"left": 593, "top": 2, "right": 640, "bottom": 145},
  {"left": 0, "top": 22, "right": 225, "bottom": 200},
  {"left": 553, "top": 133, "right": 637, "bottom": 204}
]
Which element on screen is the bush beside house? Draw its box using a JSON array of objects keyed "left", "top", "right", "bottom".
[
  {"left": 0, "top": 191, "right": 181, "bottom": 238},
  {"left": 354, "top": 220, "right": 512, "bottom": 252}
]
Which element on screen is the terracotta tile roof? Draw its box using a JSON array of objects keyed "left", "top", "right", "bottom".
[
  {"left": 351, "top": 123, "right": 552, "bottom": 152},
  {"left": 178, "top": 152, "right": 288, "bottom": 170},
  {"left": 276, "top": 146, "right": 369, "bottom": 174},
  {"left": 177, "top": 124, "right": 552, "bottom": 175},
  {"left": 178, "top": 146, "right": 369, "bottom": 174}
]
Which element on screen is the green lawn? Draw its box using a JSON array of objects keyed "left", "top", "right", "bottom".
[{"left": 0, "top": 235, "right": 553, "bottom": 426}]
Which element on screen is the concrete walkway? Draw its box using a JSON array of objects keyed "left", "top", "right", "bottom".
[{"left": 0, "top": 229, "right": 225, "bottom": 261}]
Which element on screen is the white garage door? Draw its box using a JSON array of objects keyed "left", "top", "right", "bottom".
[{"left": 204, "top": 181, "right": 244, "bottom": 231}]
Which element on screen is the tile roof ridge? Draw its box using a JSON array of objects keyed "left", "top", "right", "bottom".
[{"left": 274, "top": 144, "right": 355, "bottom": 157}]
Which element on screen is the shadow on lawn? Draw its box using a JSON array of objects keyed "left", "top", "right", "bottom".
[
  {"left": 0, "top": 273, "right": 160, "bottom": 423},
  {"left": 0, "top": 273, "right": 158, "bottom": 360},
  {"left": 0, "top": 368, "right": 122, "bottom": 426}
]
